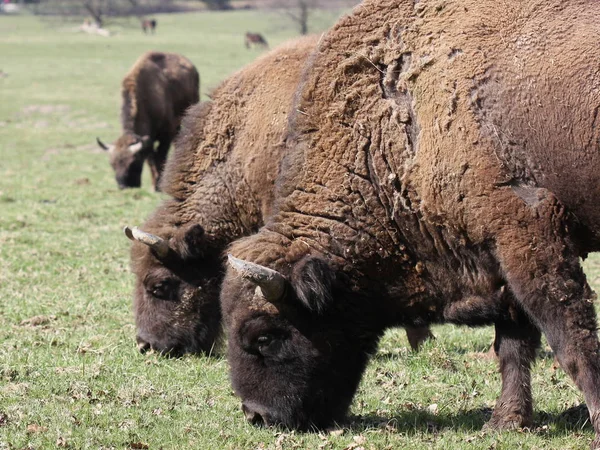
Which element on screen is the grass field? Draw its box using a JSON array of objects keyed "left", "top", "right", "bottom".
[{"left": 0, "top": 9, "right": 599, "bottom": 450}]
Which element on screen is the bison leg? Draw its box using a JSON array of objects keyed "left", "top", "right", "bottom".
[
  {"left": 405, "top": 326, "right": 434, "bottom": 351},
  {"left": 485, "top": 311, "right": 540, "bottom": 430},
  {"left": 489, "top": 190, "right": 600, "bottom": 445},
  {"left": 149, "top": 139, "right": 171, "bottom": 192}
]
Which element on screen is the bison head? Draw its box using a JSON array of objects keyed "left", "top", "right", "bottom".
[
  {"left": 126, "top": 222, "right": 223, "bottom": 356},
  {"left": 221, "top": 248, "right": 380, "bottom": 430},
  {"left": 97, "top": 134, "right": 150, "bottom": 189}
]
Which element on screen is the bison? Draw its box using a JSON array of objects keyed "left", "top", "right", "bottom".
[
  {"left": 125, "top": 36, "right": 318, "bottom": 356},
  {"left": 97, "top": 51, "right": 199, "bottom": 190},
  {"left": 221, "top": 0, "right": 600, "bottom": 446},
  {"left": 245, "top": 32, "right": 269, "bottom": 49},
  {"left": 142, "top": 18, "right": 157, "bottom": 34}
]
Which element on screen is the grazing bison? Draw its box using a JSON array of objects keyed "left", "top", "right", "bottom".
[
  {"left": 222, "top": 0, "right": 600, "bottom": 446},
  {"left": 125, "top": 36, "right": 318, "bottom": 356},
  {"left": 245, "top": 32, "right": 269, "bottom": 49},
  {"left": 142, "top": 19, "right": 157, "bottom": 34},
  {"left": 97, "top": 51, "right": 199, "bottom": 190}
]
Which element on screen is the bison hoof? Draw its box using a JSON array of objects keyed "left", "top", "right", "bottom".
[
  {"left": 591, "top": 437, "right": 600, "bottom": 450},
  {"left": 483, "top": 413, "right": 529, "bottom": 432}
]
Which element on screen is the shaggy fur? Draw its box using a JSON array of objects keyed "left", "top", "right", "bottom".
[
  {"left": 221, "top": 0, "right": 600, "bottom": 445},
  {"left": 99, "top": 51, "right": 199, "bottom": 190},
  {"left": 129, "top": 36, "right": 319, "bottom": 356}
]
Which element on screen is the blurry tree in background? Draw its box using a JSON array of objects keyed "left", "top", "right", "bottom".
[
  {"left": 268, "top": 0, "right": 316, "bottom": 35},
  {"left": 23, "top": 0, "right": 356, "bottom": 28},
  {"left": 267, "top": 0, "right": 356, "bottom": 35},
  {"left": 27, "top": 0, "right": 180, "bottom": 23},
  {"left": 200, "top": 0, "right": 230, "bottom": 10}
]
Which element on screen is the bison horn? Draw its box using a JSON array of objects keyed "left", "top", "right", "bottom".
[
  {"left": 96, "top": 137, "right": 113, "bottom": 153},
  {"left": 128, "top": 142, "right": 143, "bottom": 153},
  {"left": 227, "top": 254, "right": 286, "bottom": 302},
  {"left": 124, "top": 226, "right": 170, "bottom": 258}
]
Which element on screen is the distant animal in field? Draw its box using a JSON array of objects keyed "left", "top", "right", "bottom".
[
  {"left": 221, "top": 0, "right": 600, "bottom": 447},
  {"left": 142, "top": 19, "right": 157, "bottom": 34},
  {"left": 97, "top": 51, "right": 199, "bottom": 190},
  {"left": 245, "top": 32, "right": 268, "bottom": 49}
]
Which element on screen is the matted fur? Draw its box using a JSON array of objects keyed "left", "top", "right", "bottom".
[
  {"left": 129, "top": 36, "right": 319, "bottom": 356},
  {"left": 222, "top": 0, "right": 600, "bottom": 444}
]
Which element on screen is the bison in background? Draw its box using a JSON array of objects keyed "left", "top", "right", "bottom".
[
  {"left": 142, "top": 19, "right": 157, "bottom": 34},
  {"left": 221, "top": 0, "right": 600, "bottom": 447},
  {"left": 245, "top": 32, "right": 269, "bottom": 49},
  {"left": 97, "top": 51, "right": 199, "bottom": 190},
  {"left": 124, "top": 36, "right": 318, "bottom": 356}
]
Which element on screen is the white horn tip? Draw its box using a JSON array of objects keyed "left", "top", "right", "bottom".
[{"left": 227, "top": 254, "right": 255, "bottom": 278}]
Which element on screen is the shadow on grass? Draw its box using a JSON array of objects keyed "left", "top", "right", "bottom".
[
  {"left": 373, "top": 347, "right": 557, "bottom": 362},
  {"left": 344, "top": 403, "right": 591, "bottom": 437}
]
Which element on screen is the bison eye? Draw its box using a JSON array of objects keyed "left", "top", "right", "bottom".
[
  {"left": 253, "top": 333, "right": 284, "bottom": 357},
  {"left": 148, "top": 279, "right": 179, "bottom": 301},
  {"left": 257, "top": 334, "right": 273, "bottom": 347}
]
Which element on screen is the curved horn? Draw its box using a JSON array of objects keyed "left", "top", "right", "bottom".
[
  {"left": 96, "top": 136, "right": 110, "bottom": 151},
  {"left": 227, "top": 254, "right": 285, "bottom": 302},
  {"left": 124, "top": 226, "right": 170, "bottom": 258},
  {"left": 128, "top": 142, "right": 143, "bottom": 153}
]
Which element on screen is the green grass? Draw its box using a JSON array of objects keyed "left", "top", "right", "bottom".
[{"left": 0, "top": 10, "right": 598, "bottom": 450}]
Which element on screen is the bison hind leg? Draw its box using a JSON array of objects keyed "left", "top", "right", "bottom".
[{"left": 484, "top": 309, "right": 540, "bottom": 431}]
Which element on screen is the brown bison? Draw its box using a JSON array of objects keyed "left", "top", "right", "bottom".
[
  {"left": 124, "top": 36, "right": 318, "bottom": 356},
  {"left": 245, "top": 32, "right": 269, "bottom": 49},
  {"left": 142, "top": 18, "right": 157, "bottom": 34},
  {"left": 221, "top": 0, "right": 600, "bottom": 446},
  {"left": 97, "top": 51, "right": 199, "bottom": 190}
]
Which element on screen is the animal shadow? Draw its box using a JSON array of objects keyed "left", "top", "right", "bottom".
[{"left": 345, "top": 403, "right": 591, "bottom": 437}]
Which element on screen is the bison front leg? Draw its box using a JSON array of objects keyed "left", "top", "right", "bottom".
[
  {"left": 405, "top": 326, "right": 434, "bottom": 351},
  {"left": 485, "top": 312, "right": 540, "bottom": 430},
  {"left": 487, "top": 188, "right": 600, "bottom": 446},
  {"left": 148, "top": 139, "right": 171, "bottom": 192}
]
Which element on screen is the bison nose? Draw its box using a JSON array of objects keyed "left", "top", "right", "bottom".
[
  {"left": 242, "top": 403, "right": 267, "bottom": 427},
  {"left": 137, "top": 338, "right": 151, "bottom": 353}
]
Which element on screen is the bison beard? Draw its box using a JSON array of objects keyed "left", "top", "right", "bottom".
[{"left": 221, "top": 0, "right": 600, "bottom": 447}]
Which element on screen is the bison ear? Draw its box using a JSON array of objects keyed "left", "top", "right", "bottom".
[
  {"left": 182, "top": 224, "right": 206, "bottom": 258},
  {"left": 291, "top": 256, "right": 335, "bottom": 314},
  {"left": 171, "top": 224, "right": 207, "bottom": 260}
]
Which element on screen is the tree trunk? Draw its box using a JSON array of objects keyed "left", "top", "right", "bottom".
[
  {"left": 299, "top": 1, "right": 308, "bottom": 35},
  {"left": 84, "top": 1, "right": 103, "bottom": 27}
]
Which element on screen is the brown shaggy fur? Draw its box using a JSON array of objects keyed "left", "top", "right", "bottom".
[
  {"left": 99, "top": 51, "right": 199, "bottom": 190},
  {"left": 129, "top": 36, "right": 319, "bottom": 356},
  {"left": 222, "top": 0, "right": 600, "bottom": 445}
]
